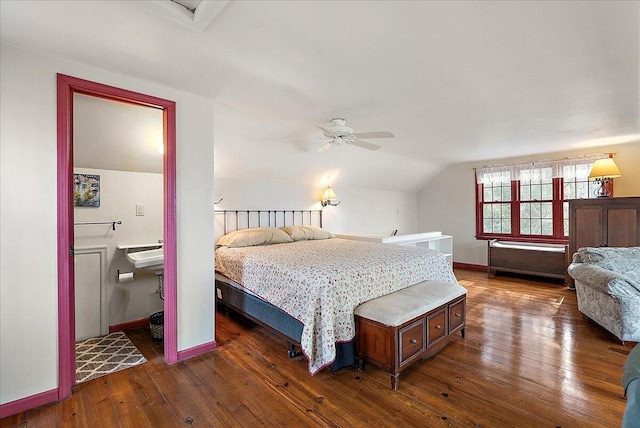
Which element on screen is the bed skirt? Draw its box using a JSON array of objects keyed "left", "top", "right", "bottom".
[{"left": 215, "top": 278, "right": 355, "bottom": 373}]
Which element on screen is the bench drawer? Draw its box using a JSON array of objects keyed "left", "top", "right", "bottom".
[
  {"left": 427, "top": 308, "right": 447, "bottom": 345},
  {"left": 449, "top": 298, "right": 465, "bottom": 333},
  {"left": 399, "top": 318, "right": 425, "bottom": 366}
]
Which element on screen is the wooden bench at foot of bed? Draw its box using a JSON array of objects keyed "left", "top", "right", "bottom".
[{"left": 354, "top": 280, "right": 467, "bottom": 391}]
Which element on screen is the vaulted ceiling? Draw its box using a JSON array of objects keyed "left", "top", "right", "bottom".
[{"left": 1, "top": 1, "right": 638, "bottom": 191}]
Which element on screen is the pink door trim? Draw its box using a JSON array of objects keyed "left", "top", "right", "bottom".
[{"left": 56, "top": 74, "right": 178, "bottom": 400}]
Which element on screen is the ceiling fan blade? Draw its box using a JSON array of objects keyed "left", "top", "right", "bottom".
[
  {"left": 351, "top": 131, "right": 394, "bottom": 139},
  {"left": 316, "top": 125, "right": 337, "bottom": 139},
  {"left": 318, "top": 141, "right": 334, "bottom": 152},
  {"left": 349, "top": 139, "right": 381, "bottom": 151}
]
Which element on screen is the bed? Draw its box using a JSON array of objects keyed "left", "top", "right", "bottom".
[{"left": 214, "top": 210, "right": 458, "bottom": 375}]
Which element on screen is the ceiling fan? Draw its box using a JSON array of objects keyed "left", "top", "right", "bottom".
[{"left": 316, "top": 118, "right": 394, "bottom": 152}]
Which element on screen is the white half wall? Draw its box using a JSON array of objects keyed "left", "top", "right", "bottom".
[
  {"left": 0, "top": 45, "right": 215, "bottom": 406},
  {"left": 214, "top": 178, "right": 418, "bottom": 240},
  {"left": 417, "top": 141, "right": 640, "bottom": 267}
]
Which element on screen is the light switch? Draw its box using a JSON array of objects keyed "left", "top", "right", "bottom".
[{"left": 136, "top": 204, "right": 144, "bottom": 216}]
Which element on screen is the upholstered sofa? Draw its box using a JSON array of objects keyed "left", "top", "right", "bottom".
[{"left": 567, "top": 247, "right": 640, "bottom": 343}]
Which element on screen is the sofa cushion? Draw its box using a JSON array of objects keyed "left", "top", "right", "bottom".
[
  {"left": 578, "top": 247, "right": 640, "bottom": 274},
  {"left": 573, "top": 247, "right": 640, "bottom": 295}
]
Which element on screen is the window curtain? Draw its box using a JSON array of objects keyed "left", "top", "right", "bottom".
[{"left": 475, "top": 154, "right": 609, "bottom": 184}]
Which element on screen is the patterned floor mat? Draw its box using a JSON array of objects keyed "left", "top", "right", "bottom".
[{"left": 75, "top": 331, "right": 147, "bottom": 384}]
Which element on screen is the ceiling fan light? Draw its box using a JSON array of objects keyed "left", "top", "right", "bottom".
[
  {"left": 316, "top": 118, "right": 393, "bottom": 151},
  {"left": 333, "top": 126, "right": 353, "bottom": 136},
  {"left": 318, "top": 141, "right": 333, "bottom": 152}
]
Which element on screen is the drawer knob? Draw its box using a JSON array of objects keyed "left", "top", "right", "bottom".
[
  {"left": 435, "top": 324, "right": 442, "bottom": 330},
  {"left": 455, "top": 313, "right": 461, "bottom": 318},
  {"left": 409, "top": 338, "right": 417, "bottom": 344}
]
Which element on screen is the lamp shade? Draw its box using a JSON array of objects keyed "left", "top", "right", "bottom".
[
  {"left": 588, "top": 158, "right": 622, "bottom": 180},
  {"left": 322, "top": 187, "right": 338, "bottom": 201}
]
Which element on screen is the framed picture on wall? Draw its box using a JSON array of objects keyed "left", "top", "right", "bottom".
[{"left": 73, "top": 174, "right": 100, "bottom": 207}]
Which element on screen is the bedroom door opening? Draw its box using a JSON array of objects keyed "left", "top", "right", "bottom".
[
  {"left": 57, "top": 74, "right": 177, "bottom": 400},
  {"left": 73, "top": 92, "right": 164, "bottom": 383}
]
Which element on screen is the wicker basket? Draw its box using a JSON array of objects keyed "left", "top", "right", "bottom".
[{"left": 150, "top": 311, "right": 164, "bottom": 341}]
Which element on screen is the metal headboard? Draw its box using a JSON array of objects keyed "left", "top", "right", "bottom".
[{"left": 215, "top": 210, "right": 323, "bottom": 236}]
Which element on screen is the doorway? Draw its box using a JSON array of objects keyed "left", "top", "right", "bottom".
[{"left": 56, "top": 74, "right": 177, "bottom": 400}]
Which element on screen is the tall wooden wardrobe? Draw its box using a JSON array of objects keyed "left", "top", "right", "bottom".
[{"left": 567, "top": 196, "right": 640, "bottom": 285}]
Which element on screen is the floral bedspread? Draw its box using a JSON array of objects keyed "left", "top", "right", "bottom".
[{"left": 214, "top": 238, "right": 458, "bottom": 374}]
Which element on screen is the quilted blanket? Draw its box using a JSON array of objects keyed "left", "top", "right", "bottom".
[{"left": 215, "top": 238, "right": 457, "bottom": 374}]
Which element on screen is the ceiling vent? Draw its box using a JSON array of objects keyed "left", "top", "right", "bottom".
[
  {"left": 149, "top": 0, "right": 229, "bottom": 32},
  {"left": 171, "top": 1, "right": 201, "bottom": 12}
]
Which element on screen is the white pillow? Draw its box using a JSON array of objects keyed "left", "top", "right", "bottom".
[
  {"left": 280, "top": 225, "right": 334, "bottom": 241},
  {"left": 217, "top": 227, "right": 292, "bottom": 248}
]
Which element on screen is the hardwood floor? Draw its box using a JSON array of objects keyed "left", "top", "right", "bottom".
[{"left": 2, "top": 269, "right": 634, "bottom": 427}]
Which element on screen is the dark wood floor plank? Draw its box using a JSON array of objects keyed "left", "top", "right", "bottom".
[
  {"left": 55, "top": 391, "right": 85, "bottom": 428},
  {"left": 219, "top": 328, "right": 397, "bottom": 427},
  {"left": 75, "top": 376, "right": 121, "bottom": 427},
  {"left": 126, "top": 361, "right": 181, "bottom": 427},
  {"left": 185, "top": 353, "right": 266, "bottom": 427},
  {"left": 203, "top": 340, "right": 327, "bottom": 427},
  {"left": 216, "top": 314, "right": 369, "bottom": 421},
  {"left": 0, "top": 415, "right": 23, "bottom": 428},
  {"left": 224, "top": 309, "right": 480, "bottom": 427},
  {"left": 105, "top": 364, "right": 174, "bottom": 428},
  {"left": 417, "top": 352, "right": 592, "bottom": 427},
  {"left": 217, "top": 307, "right": 446, "bottom": 427},
  {"left": 103, "top": 372, "right": 152, "bottom": 428},
  {"left": 145, "top": 359, "right": 228, "bottom": 427},
  {"left": 2, "top": 269, "right": 632, "bottom": 427}
]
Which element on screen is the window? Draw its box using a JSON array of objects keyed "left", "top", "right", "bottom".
[
  {"left": 476, "top": 155, "right": 608, "bottom": 243},
  {"left": 519, "top": 166, "right": 554, "bottom": 236},
  {"left": 481, "top": 170, "right": 512, "bottom": 234},
  {"left": 561, "top": 163, "right": 602, "bottom": 236}
]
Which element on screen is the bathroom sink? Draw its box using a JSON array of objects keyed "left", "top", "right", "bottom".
[{"left": 125, "top": 248, "right": 164, "bottom": 274}]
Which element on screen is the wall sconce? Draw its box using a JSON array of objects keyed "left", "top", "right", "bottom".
[
  {"left": 589, "top": 157, "right": 622, "bottom": 198},
  {"left": 321, "top": 186, "right": 341, "bottom": 207}
]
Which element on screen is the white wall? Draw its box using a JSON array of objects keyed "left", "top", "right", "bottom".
[
  {"left": 0, "top": 45, "right": 215, "bottom": 405},
  {"left": 74, "top": 168, "right": 164, "bottom": 327},
  {"left": 214, "top": 178, "right": 418, "bottom": 240},
  {"left": 417, "top": 141, "right": 640, "bottom": 266}
]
